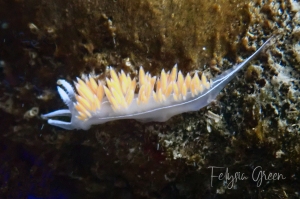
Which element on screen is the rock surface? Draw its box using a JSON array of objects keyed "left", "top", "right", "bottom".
[{"left": 0, "top": 0, "right": 299, "bottom": 198}]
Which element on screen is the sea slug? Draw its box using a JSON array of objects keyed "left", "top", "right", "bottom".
[{"left": 42, "top": 38, "right": 272, "bottom": 130}]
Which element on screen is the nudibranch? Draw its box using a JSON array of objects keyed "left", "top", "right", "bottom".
[{"left": 42, "top": 38, "right": 272, "bottom": 130}]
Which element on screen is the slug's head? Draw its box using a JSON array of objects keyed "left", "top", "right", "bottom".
[{"left": 41, "top": 79, "right": 92, "bottom": 130}]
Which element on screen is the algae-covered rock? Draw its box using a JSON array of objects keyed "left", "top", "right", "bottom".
[{"left": 0, "top": 0, "right": 299, "bottom": 198}]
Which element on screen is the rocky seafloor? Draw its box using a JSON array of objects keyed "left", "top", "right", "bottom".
[{"left": 0, "top": 0, "right": 299, "bottom": 198}]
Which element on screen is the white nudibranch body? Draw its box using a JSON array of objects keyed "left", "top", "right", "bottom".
[{"left": 42, "top": 38, "right": 272, "bottom": 130}]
